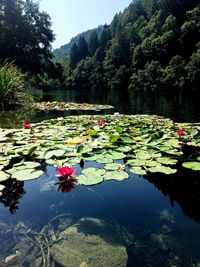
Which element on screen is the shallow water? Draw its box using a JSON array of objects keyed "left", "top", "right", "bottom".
[{"left": 1, "top": 163, "right": 200, "bottom": 266}]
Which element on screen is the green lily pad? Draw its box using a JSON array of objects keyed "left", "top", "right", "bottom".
[
  {"left": 0, "top": 171, "right": 10, "bottom": 182},
  {"left": 156, "top": 158, "right": 177, "bottom": 165},
  {"left": 148, "top": 166, "right": 177, "bottom": 175},
  {"left": 77, "top": 173, "right": 103, "bottom": 186},
  {"left": 129, "top": 167, "right": 147, "bottom": 176},
  {"left": 82, "top": 168, "right": 106, "bottom": 176},
  {"left": 136, "top": 152, "right": 152, "bottom": 160},
  {"left": 96, "top": 157, "right": 113, "bottom": 164},
  {"left": 12, "top": 169, "right": 43, "bottom": 181},
  {"left": 104, "top": 163, "right": 123, "bottom": 170},
  {"left": 182, "top": 162, "right": 200, "bottom": 171},
  {"left": 103, "top": 171, "right": 129, "bottom": 181},
  {"left": 127, "top": 159, "right": 146, "bottom": 167}
]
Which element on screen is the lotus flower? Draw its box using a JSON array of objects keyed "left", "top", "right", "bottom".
[
  {"left": 177, "top": 130, "right": 186, "bottom": 136},
  {"left": 56, "top": 165, "right": 75, "bottom": 181},
  {"left": 23, "top": 123, "right": 31, "bottom": 129},
  {"left": 98, "top": 121, "right": 105, "bottom": 126}
]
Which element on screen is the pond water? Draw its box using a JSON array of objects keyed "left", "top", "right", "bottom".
[{"left": 0, "top": 88, "right": 200, "bottom": 267}]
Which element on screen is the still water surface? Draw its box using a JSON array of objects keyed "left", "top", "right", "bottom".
[{"left": 0, "top": 89, "right": 200, "bottom": 266}]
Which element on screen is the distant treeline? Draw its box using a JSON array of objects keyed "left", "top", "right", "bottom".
[{"left": 59, "top": 0, "right": 200, "bottom": 94}]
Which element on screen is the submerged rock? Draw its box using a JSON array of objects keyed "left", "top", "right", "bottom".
[{"left": 50, "top": 217, "right": 128, "bottom": 267}]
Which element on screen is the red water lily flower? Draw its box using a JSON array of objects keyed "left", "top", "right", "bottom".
[
  {"left": 177, "top": 130, "right": 186, "bottom": 136},
  {"left": 98, "top": 121, "right": 105, "bottom": 126},
  {"left": 23, "top": 123, "right": 31, "bottom": 129},
  {"left": 56, "top": 165, "right": 75, "bottom": 181}
]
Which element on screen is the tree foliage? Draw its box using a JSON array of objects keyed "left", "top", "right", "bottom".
[
  {"left": 0, "top": 0, "right": 59, "bottom": 83},
  {"left": 64, "top": 0, "right": 200, "bottom": 94}
]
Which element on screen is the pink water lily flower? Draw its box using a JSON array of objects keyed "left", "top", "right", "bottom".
[
  {"left": 23, "top": 123, "right": 31, "bottom": 129},
  {"left": 98, "top": 121, "right": 105, "bottom": 126},
  {"left": 177, "top": 130, "right": 186, "bottom": 136},
  {"left": 56, "top": 165, "right": 75, "bottom": 180}
]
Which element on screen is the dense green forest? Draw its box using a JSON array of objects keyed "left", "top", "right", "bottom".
[
  {"left": 53, "top": 26, "right": 104, "bottom": 62},
  {"left": 61, "top": 0, "right": 200, "bottom": 94}
]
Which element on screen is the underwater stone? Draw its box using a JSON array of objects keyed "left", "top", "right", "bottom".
[{"left": 50, "top": 217, "right": 128, "bottom": 267}]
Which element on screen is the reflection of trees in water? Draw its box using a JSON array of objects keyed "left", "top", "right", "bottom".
[
  {"left": 145, "top": 167, "right": 200, "bottom": 223},
  {"left": 0, "top": 179, "right": 25, "bottom": 214}
]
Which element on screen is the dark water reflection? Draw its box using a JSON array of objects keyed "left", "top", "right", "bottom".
[
  {"left": 0, "top": 88, "right": 200, "bottom": 266},
  {"left": 0, "top": 88, "right": 199, "bottom": 128},
  {"left": 1, "top": 164, "right": 200, "bottom": 266}
]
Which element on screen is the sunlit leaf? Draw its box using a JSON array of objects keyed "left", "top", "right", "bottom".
[
  {"left": 0, "top": 171, "right": 10, "bottom": 182},
  {"left": 104, "top": 171, "right": 129, "bottom": 181},
  {"left": 182, "top": 162, "right": 200, "bottom": 171}
]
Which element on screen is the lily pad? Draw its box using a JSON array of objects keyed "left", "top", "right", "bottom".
[
  {"left": 156, "top": 157, "right": 177, "bottom": 165},
  {"left": 148, "top": 166, "right": 177, "bottom": 175},
  {"left": 182, "top": 162, "right": 200, "bottom": 171},
  {"left": 77, "top": 173, "right": 103, "bottom": 186},
  {"left": 104, "top": 163, "right": 123, "bottom": 170},
  {"left": 0, "top": 171, "right": 10, "bottom": 182},
  {"left": 129, "top": 167, "right": 147, "bottom": 176},
  {"left": 12, "top": 169, "right": 43, "bottom": 181},
  {"left": 104, "top": 171, "right": 129, "bottom": 181}
]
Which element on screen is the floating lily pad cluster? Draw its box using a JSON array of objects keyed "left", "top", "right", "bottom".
[
  {"left": 0, "top": 114, "right": 199, "bottom": 186},
  {"left": 30, "top": 101, "right": 114, "bottom": 111}
]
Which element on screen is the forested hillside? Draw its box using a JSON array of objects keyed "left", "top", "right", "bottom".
[
  {"left": 62, "top": 0, "right": 200, "bottom": 94},
  {"left": 53, "top": 26, "right": 104, "bottom": 62}
]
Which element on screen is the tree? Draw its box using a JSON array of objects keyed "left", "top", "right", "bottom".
[
  {"left": 88, "top": 30, "right": 99, "bottom": 55},
  {"left": 68, "top": 43, "right": 80, "bottom": 70},
  {"left": 0, "top": 0, "right": 55, "bottom": 76}
]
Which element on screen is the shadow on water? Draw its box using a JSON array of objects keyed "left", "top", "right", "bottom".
[{"left": 146, "top": 167, "right": 200, "bottom": 224}]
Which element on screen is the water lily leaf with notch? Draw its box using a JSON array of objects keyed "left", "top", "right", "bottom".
[
  {"left": 104, "top": 163, "right": 123, "bottom": 170},
  {"left": 77, "top": 172, "right": 103, "bottom": 185},
  {"left": 0, "top": 171, "right": 10, "bottom": 182},
  {"left": 148, "top": 165, "right": 177, "bottom": 175},
  {"left": 82, "top": 168, "right": 106, "bottom": 176},
  {"left": 129, "top": 167, "right": 147, "bottom": 176},
  {"left": 182, "top": 162, "right": 200, "bottom": 171},
  {"left": 157, "top": 157, "right": 177, "bottom": 165},
  {"left": 12, "top": 169, "right": 44, "bottom": 181},
  {"left": 103, "top": 171, "right": 129, "bottom": 181}
]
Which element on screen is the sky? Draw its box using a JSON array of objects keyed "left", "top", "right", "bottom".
[{"left": 39, "top": 0, "right": 133, "bottom": 49}]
